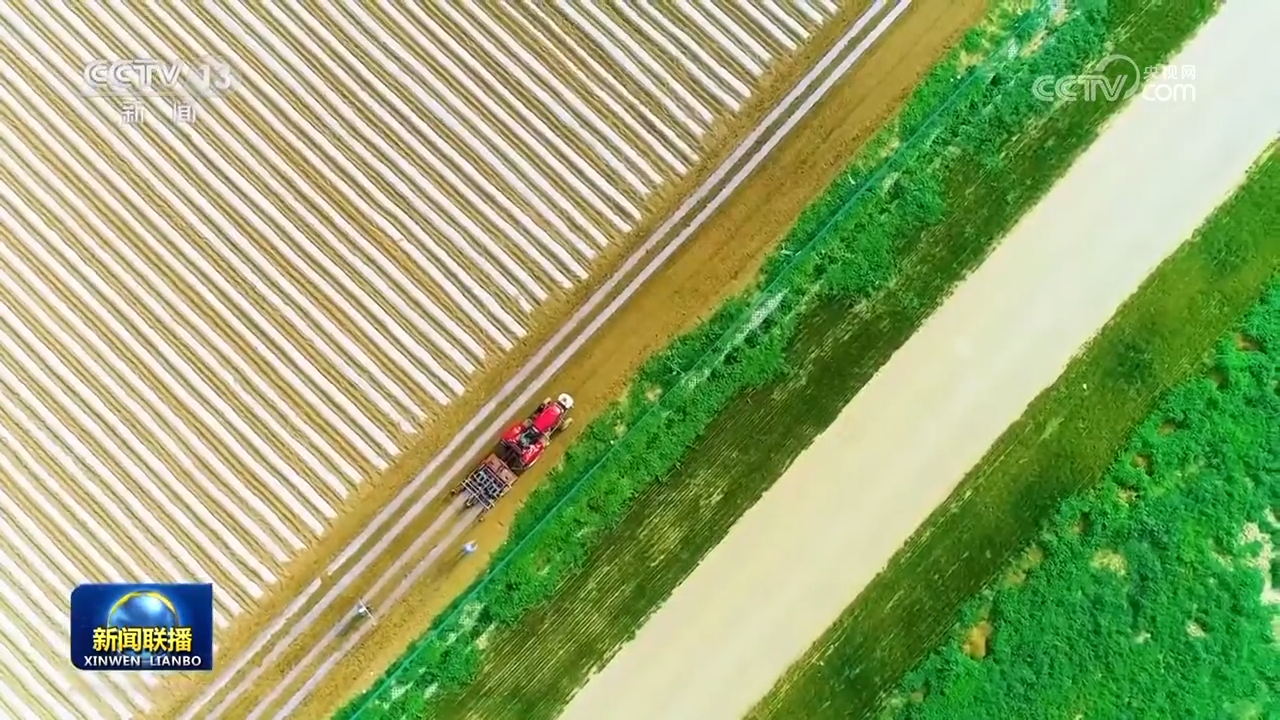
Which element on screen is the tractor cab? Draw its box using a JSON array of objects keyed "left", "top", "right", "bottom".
[
  {"left": 530, "top": 401, "right": 567, "bottom": 435},
  {"left": 498, "top": 394, "right": 575, "bottom": 472},
  {"left": 503, "top": 435, "right": 547, "bottom": 471}
]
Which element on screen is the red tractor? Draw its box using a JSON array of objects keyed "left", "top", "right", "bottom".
[
  {"left": 450, "top": 393, "right": 576, "bottom": 520},
  {"left": 497, "top": 393, "right": 575, "bottom": 471}
]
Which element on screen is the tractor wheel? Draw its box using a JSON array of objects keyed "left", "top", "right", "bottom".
[{"left": 553, "top": 417, "right": 574, "bottom": 436}]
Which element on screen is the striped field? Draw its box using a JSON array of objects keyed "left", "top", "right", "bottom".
[{"left": 0, "top": 2, "right": 842, "bottom": 718}]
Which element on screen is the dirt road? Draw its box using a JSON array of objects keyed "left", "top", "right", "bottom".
[{"left": 555, "top": 4, "right": 1280, "bottom": 719}]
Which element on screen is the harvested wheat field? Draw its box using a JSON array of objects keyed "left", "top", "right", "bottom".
[{"left": 0, "top": 2, "right": 850, "bottom": 718}]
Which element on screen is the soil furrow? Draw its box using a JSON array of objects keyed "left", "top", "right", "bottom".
[
  {"left": 604, "top": 4, "right": 726, "bottom": 115},
  {"left": 331, "top": 7, "right": 573, "bottom": 300},
  {"left": 517, "top": 2, "right": 703, "bottom": 166},
  {"left": 452, "top": 5, "right": 653, "bottom": 216},
  {"left": 0, "top": 272, "right": 277, "bottom": 601},
  {"left": 137, "top": 16, "right": 491, "bottom": 380},
  {"left": 459, "top": 7, "right": 646, "bottom": 198},
  {"left": 500, "top": 8, "right": 680, "bottom": 183},
  {"left": 441, "top": 4, "right": 647, "bottom": 221},
  {"left": 491, "top": 10, "right": 664, "bottom": 192},
  {"left": 529, "top": 2, "right": 704, "bottom": 147},
  {"left": 1, "top": 24, "right": 401, "bottom": 464},
  {"left": 262, "top": 6, "right": 525, "bottom": 331},
  {"left": 122, "top": 6, "right": 492, "bottom": 386},
  {"left": 180, "top": 5, "right": 506, "bottom": 354},
  {"left": 0, "top": 130, "right": 340, "bottom": 535},
  {"left": 648, "top": 7, "right": 755, "bottom": 98},
  {"left": 289, "top": 6, "right": 562, "bottom": 322},
  {"left": 0, "top": 144, "right": 335, "bottom": 540},
  {"left": 0, "top": 597, "right": 96, "bottom": 718},
  {"left": 410, "top": 5, "right": 637, "bottom": 245},
  {"left": 565, "top": 3, "right": 712, "bottom": 133},
  {"left": 713, "top": 2, "right": 786, "bottom": 61}
]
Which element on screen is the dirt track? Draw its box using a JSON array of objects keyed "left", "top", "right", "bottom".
[
  {"left": 554, "top": 4, "right": 1280, "bottom": 718},
  {"left": 136, "top": 2, "right": 992, "bottom": 719}
]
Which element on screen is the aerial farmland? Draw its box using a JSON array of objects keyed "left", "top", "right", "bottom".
[{"left": 0, "top": 2, "right": 847, "bottom": 718}]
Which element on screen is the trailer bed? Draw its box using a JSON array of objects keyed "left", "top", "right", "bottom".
[{"left": 453, "top": 454, "right": 518, "bottom": 517}]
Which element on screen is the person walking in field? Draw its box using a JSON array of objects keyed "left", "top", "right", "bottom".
[{"left": 462, "top": 540, "right": 478, "bottom": 556}]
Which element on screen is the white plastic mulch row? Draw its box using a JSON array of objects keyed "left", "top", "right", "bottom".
[{"left": 0, "top": 1, "right": 837, "bottom": 717}]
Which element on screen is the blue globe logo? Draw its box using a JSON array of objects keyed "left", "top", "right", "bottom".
[{"left": 108, "top": 591, "right": 179, "bottom": 660}]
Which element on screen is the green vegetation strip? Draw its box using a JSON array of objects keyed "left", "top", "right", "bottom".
[
  {"left": 755, "top": 151, "right": 1280, "bottom": 719},
  {"left": 342, "top": 0, "right": 1218, "bottom": 717}
]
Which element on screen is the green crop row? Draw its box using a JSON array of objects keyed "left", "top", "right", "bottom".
[
  {"left": 880, "top": 163, "right": 1280, "bottom": 718},
  {"left": 340, "top": 0, "right": 1215, "bottom": 716},
  {"left": 754, "top": 149, "right": 1280, "bottom": 718}
]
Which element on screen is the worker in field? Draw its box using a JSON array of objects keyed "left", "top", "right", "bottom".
[
  {"left": 355, "top": 600, "right": 372, "bottom": 620},
  {"left": 462, "top": 540, "right": 478, "bottom": 556}
]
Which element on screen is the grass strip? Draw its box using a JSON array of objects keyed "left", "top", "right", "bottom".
[
  {"left": 754, "top": 149, "right": 1280, "bottom": 719},
  {"left": 343, "top": 1, "right": 1219, "bottom": 717}
]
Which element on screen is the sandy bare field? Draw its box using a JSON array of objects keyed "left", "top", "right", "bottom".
[
  {"left": 554, "top": 4, "right": 1280, "bottom": 720},
  {"left": 0, "top": 3, "right": 849, "bottom": 718}
]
